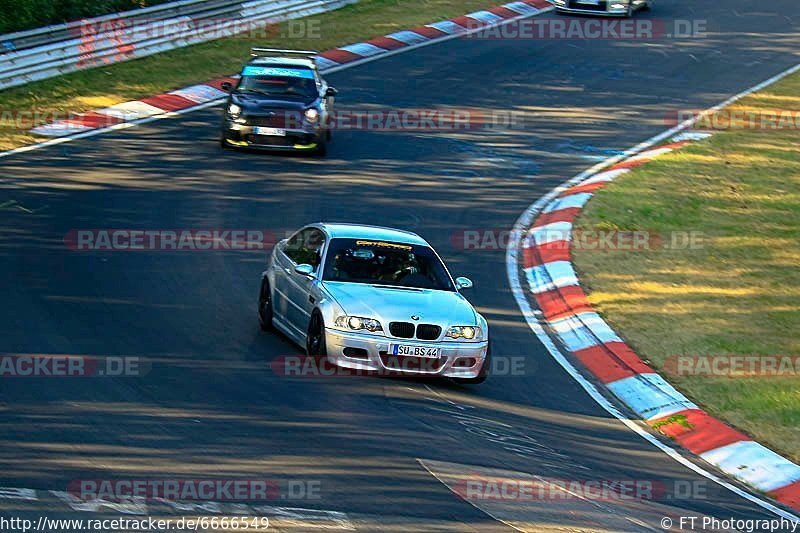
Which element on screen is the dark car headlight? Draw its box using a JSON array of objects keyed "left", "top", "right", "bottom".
[
  {"left": 227, "top": 103, "right": 242, "bottom": 118},
  {"left": 445, "top": 326, "right": 483, "bottom": 341},
  {"left": 335, "top": 315, "right": 383, "bottom": 332},
  {"left": 304, "top": 108, "right": 320, "bottom": 124}
]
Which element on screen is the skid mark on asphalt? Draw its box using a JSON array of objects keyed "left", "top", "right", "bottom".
[
  {"left": 417, "top": 459, "right": 739, "bottom": 533},
  {"left": 441, "top": 138, "right": 541, "bottom": 178},
  {"left": 344, "top": 515, "right": 511, "bottom": 532},
  {"left": 381, "top": 383, "right": 589, "bottom": 480},
  {"left": 553, "top": 141, "right": 626, "bottom": 162},
  {"left": 0, "top": 199, "right": 48, "bottom": 214}
]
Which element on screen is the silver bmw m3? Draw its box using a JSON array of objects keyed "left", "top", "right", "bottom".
[{"left": 258, "top": 223, "right": 490, "bottom": 383}]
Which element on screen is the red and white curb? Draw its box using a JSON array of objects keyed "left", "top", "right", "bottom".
[
  {"left": 517, "top": 130, "right": 800, "bottom": 513},
  {"left": 29, "top": 0, "right": 552, "bottom": 138}
]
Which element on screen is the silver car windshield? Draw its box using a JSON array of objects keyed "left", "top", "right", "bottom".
[{"left": 322, "top": 238, "right": 455, "bottom": 291}]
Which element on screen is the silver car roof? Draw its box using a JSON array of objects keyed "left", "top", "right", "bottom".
[{"left": 315, "top": 223, "right": 429, "bottom": 246}]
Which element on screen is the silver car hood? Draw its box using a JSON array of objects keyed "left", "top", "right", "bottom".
[{"left": 322, "top": 281, "right": 478, "bottom": 327}]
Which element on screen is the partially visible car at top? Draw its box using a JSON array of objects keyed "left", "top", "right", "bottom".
[
  {"left": 552, "top": 0, "right": 651, "bottom": 17},
  {"left": 258, "top": 223, "right": 490, "bottom": 383},
  {"left": 219, "top": 48, "right": 337, "bottom": 156}
]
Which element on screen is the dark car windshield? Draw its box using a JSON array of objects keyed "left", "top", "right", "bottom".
[
  {"left": 236, "top": 65, "right": 318, "bottom": 100},
  {"left": 322, "top": 238, "right": 455, "bottom": 291}
]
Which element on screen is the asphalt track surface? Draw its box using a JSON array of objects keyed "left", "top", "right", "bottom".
[{"left": 2, "top": 1, "right": 800, "bottom": 531}]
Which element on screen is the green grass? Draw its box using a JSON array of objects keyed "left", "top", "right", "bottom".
[
  {"left": 0, "top": 0, "right": 503, "bottom": 151},
  {"left": 572, "top": 74, "right": 800, "bottom": 463}
]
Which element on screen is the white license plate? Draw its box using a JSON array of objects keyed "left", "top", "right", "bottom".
[
  {"left": 577, "top": 0, "right": 600, "bottom": 4},
  {"left": 391, "top": 344, "right": 440, "bottom": 358},
  {"left": 254, "top": 127, "right": 286, "bottom": 136}
]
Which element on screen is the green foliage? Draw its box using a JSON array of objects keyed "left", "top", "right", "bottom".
[{"left": 0, "top": 0, "right": 169, "bottom": 35}]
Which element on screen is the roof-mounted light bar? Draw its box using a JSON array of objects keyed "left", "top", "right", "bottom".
[
  {"left": 250, "top": 48, "right": 319, "bottom": 57},
  {"left": 249, "top": 48, "right": 320, "bottom": 69}
]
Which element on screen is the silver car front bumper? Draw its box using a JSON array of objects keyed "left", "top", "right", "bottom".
[
  {"left": 552, "top": 0, "right": 646, "bottom": 16},
  {"left": 324, "top": 328, "right": 489, "bottom": 379}
]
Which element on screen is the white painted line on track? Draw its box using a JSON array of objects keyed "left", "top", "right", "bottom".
[
  {"left": 0, "top": 99, "right": 225, "bottom": 160},
  {"left": 506, "top": 60, "right": 800, "bottom": 522},
  {"left": 417, "top": 459, "right": 526, "bottom": 533},
  {"left": 0, "top": 487, "right": 37, "bottom": 500}
]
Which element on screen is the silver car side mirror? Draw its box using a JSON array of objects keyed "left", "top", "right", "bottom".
[
  {"left": 455, "top": 277, "right": 473, "bottom": 290},
  {"left": 294, "top": 264, "right": 315, "bottom": 277}
]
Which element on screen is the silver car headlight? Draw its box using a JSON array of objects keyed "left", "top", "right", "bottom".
[
  {"left": 227, "top": 103, "right": 241, "bottom": 117},
  {"left": 445, "top": 326, "right": 482, "bottom": 341},
  {"left": 335, "top": 315, "right": 383, "bottom": 332}
]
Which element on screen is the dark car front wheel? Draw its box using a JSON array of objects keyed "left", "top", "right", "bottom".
[
  {"left": 258, "top": 279, "right": 273, "bottom": 331},
  {"left": 306, "top": 310, "right": 327, "bottom": 356}
]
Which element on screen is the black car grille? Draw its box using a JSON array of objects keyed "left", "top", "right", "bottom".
[
  {"left": 416, "top": 324, "right": 442, "bottom": 340},
  {"left": 389, "top": 322, "right": 415, "bottom": 338},
  {"left": 246, "top": 114, "right": 288, "bottom": 128},
  {"left": 388, "top": 322, "right": 442, "bottom": 340},
  {"left": 247, "top": 134, "right": 294, "bottom": 147}
]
